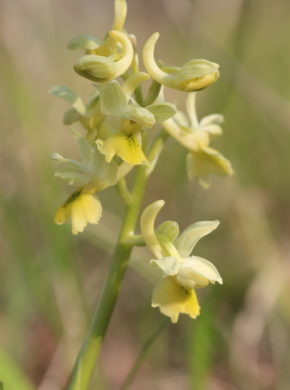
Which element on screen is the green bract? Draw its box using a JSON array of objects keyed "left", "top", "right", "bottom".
[{"left": 49, "top": 85, "right": 86, "bottom": 115}]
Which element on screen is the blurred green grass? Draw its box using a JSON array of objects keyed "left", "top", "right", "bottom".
[{"left": 1, "top": 0, "right": 290, "bottom": 389}]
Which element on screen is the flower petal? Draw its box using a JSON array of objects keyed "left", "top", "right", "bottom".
[
  {"left": 125, "top": 105, "right": 155, "bottom": 128},
  {"left": 176, "top": 256, "right": 223, "bottom": 289},
  {"left": 156, "top": 220, "right": 180, "bottom": 243},
  {"left": 55, "top": 192, "right": 102, "bottom": 235},
  {"left": 54, "top": 206, "right": 67, "bottom": 225},
  {"left": 175, "top": 220, "right": 219, "bottom": 257},
  {"left": 152, "top": 277, "right": 200, "bottom": 323},
  {"left": 150, "top": 257, "right": 180, "bottom": 276},
  {"left": 98, "top": 133, "right": 148, "bottom": 165},
  {"left": 186, "top": 147, "right": 233, "bottom": 185}
]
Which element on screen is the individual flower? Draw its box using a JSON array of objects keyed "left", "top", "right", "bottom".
[
  {"left": 67, "top": 1, "right": 133, "bottom": 82},
  {"left": 73, "top": 30, "right": 134, "bottom": 83},
  {"left": 140, "top": 200, "right": 222, "bottom": 323},
  {"left": 162, "top": 92, "right": 233, "bottom": 187},
  {"left": 143, "top": 32, "right": 219, "bottom": 92},
  {"left": 53, "top": 131, "right": 131, "bottom": 234},
  {"left": 96, "top": 79, "right": 176, "bottom": 165}
]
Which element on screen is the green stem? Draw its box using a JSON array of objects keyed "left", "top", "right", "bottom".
[
  {"left": 65, "top": 165, "right": 148, "bottom": 390},
  {"left": 118, "top": 177, "right": 133, "bottom": 205},
  {"left": 120, "top": 318, "right": 169, "bottom": 390}
]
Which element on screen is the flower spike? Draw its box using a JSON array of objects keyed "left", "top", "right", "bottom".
[{"left": 143, "top": 32, "right": 220, "bottom": 92}]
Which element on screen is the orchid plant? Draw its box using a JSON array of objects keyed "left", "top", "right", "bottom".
[{"left": 50, "top": 0, "right": 232, "bottom": 388}]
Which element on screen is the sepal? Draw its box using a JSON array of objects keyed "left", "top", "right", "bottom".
[
  {"left": 175, "top": 220, "right": 220, "bottom": 257},
  {"left": 176, "top": 256, "right": 223, "bottom": 289},
  {"left": 146, "top": 102, "right": 176, "bottom": 122},
  {"left": 150, "top": 257, "right": 180, "bottom": 276},
  {"left": 156, "top": 220, "right": 179, "bottom": 243}
]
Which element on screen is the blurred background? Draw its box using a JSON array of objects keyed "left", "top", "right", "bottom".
[{"left": 1, "top": 0, "right": 290, "bottom": 389}]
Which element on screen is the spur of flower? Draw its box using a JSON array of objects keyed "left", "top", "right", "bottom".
[
  {"left": 96, "top": 78, "right": 176, "bottom": 165},
  {"left": 68, "top": 0, "right": 135, "bottom": 83},
  {"left": 140, "top": 200, "right": 222, "bottom": 323},
  {"left": 143, "top": 32, "right": 219, "bottom": 92},
  {"left": 53, "top": 130, "right": 130, "bottom": 234},
  {"left": 162, "top": 92, "right": 233, "bottom": 187}
]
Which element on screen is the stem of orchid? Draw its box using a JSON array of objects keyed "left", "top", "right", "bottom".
[
  {"left": 65, "top": 133, "right": 167, "bottom": 390},
  {"left": 65, "top": 165, "right": 147, "bottom": 390},
  {"left": 118, "top": 177, "right": 133, "bottom": 205}
]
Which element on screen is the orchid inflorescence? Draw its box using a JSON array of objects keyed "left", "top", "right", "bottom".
[{"left": 51, "top": 0, "right": 232, "bottom": 323}]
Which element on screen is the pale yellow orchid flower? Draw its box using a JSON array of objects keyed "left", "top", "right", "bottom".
[
  {"left": 141, "top": 200, "right": 222, "bottom": 323},
  {"left": 163, "top": 92, "right": 233, "bottom": 187}
]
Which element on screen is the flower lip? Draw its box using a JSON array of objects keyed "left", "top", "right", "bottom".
[{"left": 55, "top": 191, "right": 102, "bottom": 235}]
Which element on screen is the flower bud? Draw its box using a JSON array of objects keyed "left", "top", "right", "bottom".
[
  {"left": 143, "top": 32, "right": 220, "bottom": 92},
  {"left": 74, "top": 30, "right": 134, "bottom": 82}
]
